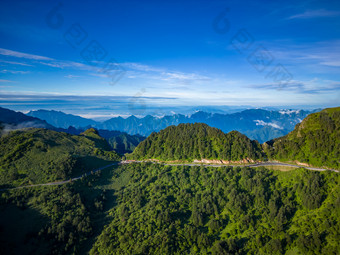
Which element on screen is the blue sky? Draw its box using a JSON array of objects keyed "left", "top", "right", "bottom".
[{"left": 0, "top": 0, "right": 339, "bottom": 117}]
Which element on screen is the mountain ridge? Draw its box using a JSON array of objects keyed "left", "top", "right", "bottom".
[
  {"left": 129, "top": 107, "right": 340, "bottom": 169},
  {"left": 128, "top": 123, "right": 264, "bottom": 162},
  {"left": 0, "top": 127, "right": 120, "bottom": 188},
  {"left": 264, "top": 106, "right": 340, "bottom": 169},
  {"left": 27, "top": 108, "right": 314, "bottom": 143}
]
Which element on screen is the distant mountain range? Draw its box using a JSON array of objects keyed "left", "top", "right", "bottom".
[
  {"left": 27, "top": 109, "right": 96, "bottom": 128},
  {"left": 2, "top": 106, "right": 339, "bottom": 255},
  {"left": 0, "top": 107, "right": 144, "bottom": 154},
  {"left": 130, "top": 107, "right": 340, "bottom": 169},
  {"left": 27, "top": 108, "right": 315, "bottom": 143},
  {"left": 0, "top": 107, "right": 53, "bottom": 132}
]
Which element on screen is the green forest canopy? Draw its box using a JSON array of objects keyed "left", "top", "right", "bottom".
[
  {"left": 265, "top": 107, "right": 340, "bottom": 169},
  {"left": 2, "top": 163, "right": 338, "bottom": 254},
  {"left": 129, "top": 123, "right": 264, "bottom": 162},
  {"left": 0, "top": 128, "right": 120, "bottom": 188}
]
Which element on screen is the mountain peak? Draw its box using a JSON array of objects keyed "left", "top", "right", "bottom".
[
  {"left": 265, "top": 106, "right": 340, "bottom": 169},
  {"left": 81, "top": 128, "right": 99, "bottom": 136},
  {"left": 129, "top": 122, "right": 263, "bottom": 161}
]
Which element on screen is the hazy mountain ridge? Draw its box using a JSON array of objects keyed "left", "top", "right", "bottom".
[
  {"left": 27, "top": 108, "right": 313, "bottom": 143},
  {"left": 0, "top": 107, "right": 54, "bottom": 133},
  {"left": 27, "top": 109, "right": 96, "bottom": 129},
  {"left": 129, "top": 107, "right": 340, "bottom": 170},
  {"left": 1, "top": 108, "right": 145, "bottom": 155}
]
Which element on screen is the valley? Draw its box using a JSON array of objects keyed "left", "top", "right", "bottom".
[
  {"left": 1, "top": 0, "right": 339, "bottom": 253},
  {"left": 0, "top": 106, "right": 339, "bottom": 254}
]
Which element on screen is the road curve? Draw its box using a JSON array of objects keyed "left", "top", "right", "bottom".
[
  {"left": 0, "top": 162, "right": 119, "bottom": 192},
  {"left": 1, "top": 161, "right": 338, "bottom": 192}
]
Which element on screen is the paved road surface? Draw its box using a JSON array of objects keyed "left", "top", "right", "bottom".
[
  {"left": 129, "top": 160, "right": 339, "bottom": 173},
  {"left": 165, "top": 162, "right": 339, "bottom": 172},
  {"left": 0, "top": 162, "right": 119, "bottom": 192},
  {"left": 1, "top": 161, "right": 338, "bottom": 191}
]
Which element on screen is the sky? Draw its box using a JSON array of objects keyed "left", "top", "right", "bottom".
[{"left": 0, "top": 0, "right": 339, "bottom": 118}]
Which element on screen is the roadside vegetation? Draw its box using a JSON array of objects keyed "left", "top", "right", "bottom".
[
  {"left": 1, "top": 163, "right": 339, "bottom": 255},
  {"left": 0, "top": 128, "right": 120, "bottom": 188}
]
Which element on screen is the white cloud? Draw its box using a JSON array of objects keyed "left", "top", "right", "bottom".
[
  {"left": 319, "top": 61, "right": 340, "bottom": 67},
  {"left": 279, "top": 109, "right": 301, "bottom": 115},
  {"left": 89, "top": 73, "right": 109, "bottom": 78},
  {"left": 64, "top": 75, "right": 80, "bottom": 79},
  {"left": 249, "top": 78, "right": 340, "bottom": 94},
  {"left": 0, "top": 79, "right": 15, "bottom": 83},
  {"left": 122, "top": 62, "right": 211, "bottom": 84},
  {"left": 0, "top": 70, "right": 30, "bottom": 74},
  {"left": 0, "top": 48, "right": 53, "bottom": 61},
  {"left": 287, "top": 9, "right": 340, "bottom": 19},
  {"left": 123, "top": 62, "right": 164, "bottom": 72},
  {"left": 254, "top": 120, "right": 283, "bottom": 129},
  {"left": 0, "top": 48, "right": 211, "bottom": 86},
  {"left": 264, "top": 40, "right": 340, "bottom": 70},
  {"left": 161, "top": 72, "right": 210, "bottom": 82},
  {"left": 0, "top": 59, "right": 33, "bottom": 67}
]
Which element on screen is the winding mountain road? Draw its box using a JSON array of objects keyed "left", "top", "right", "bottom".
[
  {"left": 0, "top": 162, "right": 119, "bottom": 192},
  {"left": 159, "top": 161, "right": 339, "bottom": 172},
  {"left": 0, "top": 161, "right": 338, "bottom": 192}
]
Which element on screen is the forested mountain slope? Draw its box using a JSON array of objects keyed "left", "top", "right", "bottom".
[
  {"left": 52, "top": 127, "right": 145, "bottom": 155},
  {"left": 2, "top": 163, "right": 339, "bottom": 254},
  {"left": 264, "top": 107, "right": 340, "bottom": 169},
  {"left": 96, "top": 130, "right": 145, "bottom": 154},
  {"left": 0, "top": 108, "right": 339, "bottom": 254},
  {"left": 0, "top": 128, "right": 120, "bottom": 188},
  {"left": 128, "top": 123, "right": 264, "bottom": 162},
  {"left": 1, "top": 107, "right": 145, "bottom": 155},
  {"left": 91, "top": 163, "right": 340, "bottom": 254}
]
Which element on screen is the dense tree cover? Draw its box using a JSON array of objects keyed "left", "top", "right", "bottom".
[
  {"left": 91, "top": 163, "right": 340, "bottom": 254},
  {"left": 97, "top": 130, "right": 145, "bottom": 154},
  {"left": 264, "top": 107, "right": 340, "bottom": 169},
  {"left": 128, "top": 123, "right": 264, "bottom": 161},
  {"left": 0, "top": 107, "right": 339, "bottom": 254},
  {"left": 0, "top": 185, "right": 93, "bottom": 254},
  {"left": 0, "top": 162, "right": 339, "bottom": 254},
  {"left": 52, "top": 127, "right": 146, "bottom": 155},
  {"left": 0, "top": 128, "right": 120, "bottom": 188},
  {"left": 0, "top": 167, "right": 116, "bottom": 255}
]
